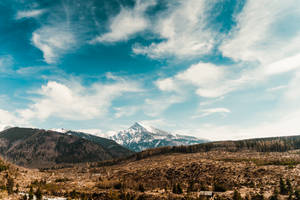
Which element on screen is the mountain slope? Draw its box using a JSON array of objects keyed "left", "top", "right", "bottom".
[
  {"left": 0, "top": 127, "right": 133, "bottom": 168},
  {"left": 64, "top": 130, "right": 132, "bottom": 158},
  {"left": 110, "top": 122, "right": 208, "bottom": 152}
]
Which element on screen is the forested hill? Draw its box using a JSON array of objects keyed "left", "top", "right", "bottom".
[{"left": 97, "top": 135, "right": 300, "bottom": 166}]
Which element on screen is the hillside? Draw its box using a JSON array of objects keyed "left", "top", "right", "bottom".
[
  {"left": 0, "top": 127, "right": 133, "bottom": 168},
  {"left": 96, "top": 134, "right": 300, "bottom": 167}
]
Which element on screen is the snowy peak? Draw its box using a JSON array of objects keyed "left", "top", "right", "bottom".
[{"left": 110, "top": 122, "right": 208, "bottom": 152}]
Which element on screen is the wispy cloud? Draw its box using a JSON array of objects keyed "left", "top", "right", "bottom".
[
  {"left": 133, "top": 0, "right": 216, "bottom": 59},
  {"left": 192, "top": 107, "right": 231, "bottom": 119},
  {"left": 15, "top": 9, "right": 45, "bottom": 20},
  {"left": 32, "top": 25, "right": 76, "bottom": 64},
  {"left": 0, "top": 55, "right": 14, "bottom": 74},
  {"left": 92, "top": 0, "right": 156, "bottom": 43},
  {"left": 220, "top": 0, "right": 300, "bottom": 65}
]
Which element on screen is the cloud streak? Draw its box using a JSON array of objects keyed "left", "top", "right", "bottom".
[
  {"left": 15, "top": 9, "right": 45, "bottom": 20},
  {"left": 92, "top": 0, "right": 156, "bottom": 43}
]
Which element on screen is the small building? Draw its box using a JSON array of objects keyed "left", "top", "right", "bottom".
[{"left": 198, "top": 191, "right": 214, "bottom": 199}]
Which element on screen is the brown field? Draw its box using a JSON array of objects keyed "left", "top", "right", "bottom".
[{"left": 1, "top": 150, "right": 300, "bottom": 199}]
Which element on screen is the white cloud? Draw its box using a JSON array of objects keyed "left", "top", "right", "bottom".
[
  {"left": 15, "top": 9, "right": 45, "bottom": 20},
  {"left": 0, "top": 55, "right": 13, "bottom": 73},
  {"left": 114, "top": 106, "right": 139, "bottom": 118},
  {"left": 175, "top": 108, "right": 300, "bottom": 141},
  {"left": 92, "top": 0, "right": 156, "bottom": 43},
  {"left": 193, "top": 107, "right": 231, "bottom": 118},
  {"left": 18, "top": 79, "right": 142, "bottom": 121},
  {"left": 220, "top": 0, "right": 300, "bottom": 65},
  {"left": 140, "top": 119, "right": 174, "bottom": 130},
  {"left": 263, "top": 53, "right": 300, "bottom": 75},
  {"left": 133, "top": 0, "right": 216, "bottom": 59},
  {"left": 283, "top": 71, "right": 300, "bottom": 102},
  {"left": 266, "top": 85, "right": 288, "bottom": 92},
  {"left": 32, "top": 25, "right": 76, "bottom": 64},
  {"left": 155, "top": 78, "right": 179, "bottom": 92},
  {"left": 0, "top": 109, "right": 18, "bottom": 129},
  {"left": 75, "top": 129, "right": 110, "bottom": 138},
  {"left": 156, "top": 62, "right": 238, "bottom": 98},
  {"left": 144, "top": 95, "right": 183, "bottom": 117}
]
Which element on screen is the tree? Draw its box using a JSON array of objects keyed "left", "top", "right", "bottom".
[
  {"left": 269, "top": 189, "right": 278, "bottom": 200},
  {"left": 172, "top": 183, "right": 183, "bottom": 194},
  {"left": 233, "top": 190, "right": 242, "bottom": 200},
  {"left": 176, "top": 183, "right": 183, "bottom": 194},
  {"left": 16, "top": 183, "right": 19, "bottom": 193},
  {"left": 138, "top": 184, "right": 145, "bottom": 192},
  {"left": 213, "top": 182, "right": 227, "bottom": 192},
  {"left": 35, "top": 187, "right": 42, "bottom": 200},
  {"left": 280, "top": 178, "right": 288, "bottom": 195},
  {"left": 70, "top": 189, "right": 77, "bottom": 199},
  {"left": 6, "top": 177, "right": 14, "bottom": 195},
  {"left": 28, "top": 186, "right": 34, "bottom": 200},
  {"left": 295, "top": 190, "right": 300, "bottom": 200},
  {"left": 286, "top": 179, "right": 293, "bottom": 194}
]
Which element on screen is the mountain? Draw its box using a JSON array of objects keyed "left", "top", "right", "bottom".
[
  {"left": 0, "top": 127, "right": 133, "bottom": 168},
  {"left": 110, "top": 122, "right": 208, "bottom": 152}
]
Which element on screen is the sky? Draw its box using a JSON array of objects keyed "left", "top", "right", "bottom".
[{"left": 0, "top": 0, "right": 300, "bottom": 140}]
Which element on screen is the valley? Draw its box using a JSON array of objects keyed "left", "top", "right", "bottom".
[
  {"left": 0, "top": 130, "right": 299, "bottom": 199},
  {"left": 0, "top": 150, "right": 299, "bottom": 199}
]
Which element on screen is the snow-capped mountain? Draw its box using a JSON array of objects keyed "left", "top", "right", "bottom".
[{"left": 110, "top": 122, "right": 208, "bottom": 152}]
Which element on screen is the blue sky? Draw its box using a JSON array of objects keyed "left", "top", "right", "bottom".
[{"left": 1, "top": 0, "right": 300, "bottom": 140}]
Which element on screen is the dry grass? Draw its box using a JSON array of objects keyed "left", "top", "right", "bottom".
[{"left": 2, "top": 150, "right": 300, "bottom": 199}]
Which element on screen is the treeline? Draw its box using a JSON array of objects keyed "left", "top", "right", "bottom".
[{"left": 95, "top": 135, "right": 300, "bottom": 167}]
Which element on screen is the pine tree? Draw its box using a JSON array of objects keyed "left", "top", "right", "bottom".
[
  {"left": 16, "top": 183, "right": 19, "bottom": 193},
  {"left": 172, "top": 183, "right": 183, "bottom": 194},
  {"left": 28, "top": 186, "right": 34, "bottom": 200},
  {"left": 138, "top": 184, "right": 145, "bottom": 192},
  {"left": 233, "top": 190, "right": 242, "bottom": 200},
  {"left": 6, "top": 177, "right": 14, "bottom": 195},
  {"left": 35, "top": 187, "right": 42, "bottom": 200},
  {"left": 295, "top": 190, "right": 300, "bottom": 200},
  {"left": 286, "top": 179, "right": 293, "bottom": 194},
  {"left": 176, "top": 183, "right": 183, "bottom": 194},
  {"left": 269, "top": 189, "right": 279, "bottom": 200},
  {"left": 280, "top": 178, "right": 288, "bottom": 195}
]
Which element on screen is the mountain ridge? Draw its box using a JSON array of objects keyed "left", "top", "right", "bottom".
[{"left": 110, "top": 122, "right": 208, "bottom": 152}]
